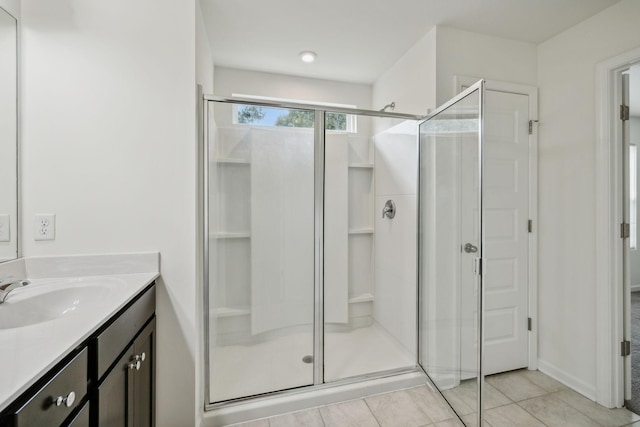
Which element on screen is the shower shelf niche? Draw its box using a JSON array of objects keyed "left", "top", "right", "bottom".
[
  {"left": 214, "top": 158, "right": 250, "bottom": 165},
  {"left": 208, "top": 127, "right": 252, "bottom": 333},
  {"left": 345, "top": 135, "right": 375, "bottom": 325},
  {"left": 211, "top": 306, "right": 251, "bottom": 318},
  {"left": 210, "top": 232, "right": 250, "bottom": 239},
  {"left": 210, "top": 128, "right": 377, "bottom": 335},
  {"left": 348, "top": 293, "right": 374, "bottom": 304},
  {"left": 348, "top": 228, "right": 374, "bottom": 234}
]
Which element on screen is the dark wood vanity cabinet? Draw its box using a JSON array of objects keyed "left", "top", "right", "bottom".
[
  {"left": 0, "top": 282, "right": 156, "bottom": 427},
  {"left": 94, "top": 318, "right": 156, "bottom": 427},
  {"left": 92, "top": 285, "right": 156, "bottom": 427},
  {"left": 0, "top": 349, "right": 88, "bottom": 427}
]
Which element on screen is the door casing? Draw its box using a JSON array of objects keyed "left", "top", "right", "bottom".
[{"left": 595, "top": 47, "right": 640, "bottom": 408}]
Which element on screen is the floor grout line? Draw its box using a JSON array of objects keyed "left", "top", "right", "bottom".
[
  {"left": 256, "top": 369, "right": 640, "bottom": 427},
  {"left": 361, "top": 397, "right": 383, "bottom": 427}
]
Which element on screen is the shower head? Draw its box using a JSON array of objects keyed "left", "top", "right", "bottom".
[{"left": 379, "top": 102, "right": 395, "bottom": 112}]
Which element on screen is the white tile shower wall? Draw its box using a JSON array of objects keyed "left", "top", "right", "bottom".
[{"left": 373, "top": 127, "right": 417, "bottom": 356}]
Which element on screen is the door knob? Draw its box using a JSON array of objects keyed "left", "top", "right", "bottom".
[{"left": 464, "top": 243, "right": 478, "bottom": 253}]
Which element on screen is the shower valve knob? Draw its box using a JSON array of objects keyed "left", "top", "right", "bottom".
[{"left": 382, "top": 200, "right": 396, "bottom": 219}]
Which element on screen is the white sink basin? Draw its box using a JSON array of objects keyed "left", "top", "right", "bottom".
[{"left": 0, "top": 280, "right": 117, "bottom": 329}]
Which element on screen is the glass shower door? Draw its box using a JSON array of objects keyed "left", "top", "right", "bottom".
[
  {"left": 418, "top": 83, "right": 484, "bottom": 425},
  {"left": 323, "top": 114, "right": 418, "bottom": 382},
  {"left": 206, "top": 101, "right": 316, "bottom": 403}
]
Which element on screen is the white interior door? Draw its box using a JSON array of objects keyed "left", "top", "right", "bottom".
[
  {"left": 483, "top": 90, "right": 530, "bottom": 375},
  {"left": 461, "top": 88, "right": 531, "bottom": 376}
]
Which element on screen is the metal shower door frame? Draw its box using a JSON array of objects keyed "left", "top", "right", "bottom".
[
  {"left": 201, "top": 95, "right": 424, "bottom": 411},
  {"left": 415, "top": 80, "right": 486, "bottom": 426}
]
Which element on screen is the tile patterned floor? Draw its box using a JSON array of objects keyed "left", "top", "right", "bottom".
[{"left": 228, "top": 370, "right": 640, "bottom": 427}]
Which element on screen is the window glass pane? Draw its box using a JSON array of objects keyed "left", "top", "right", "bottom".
[{"left": 235, "top": 105, "right": 350, "bottom": 131}]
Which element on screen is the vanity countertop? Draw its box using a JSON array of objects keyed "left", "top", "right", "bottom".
[{"left": 0, "top": 253, "right": 159, "bottom": 412}]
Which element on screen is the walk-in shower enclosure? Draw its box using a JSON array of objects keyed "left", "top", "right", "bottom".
[{"left": 202, "top": 81, "right": 486, "bottom": 425}]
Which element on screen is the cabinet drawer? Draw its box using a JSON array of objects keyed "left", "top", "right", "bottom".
[
  {"left": 11, "top": 348, "right": 87, "bottom": 427},
  {"left": 94, "top": 285, "right": 155, "bottom": 380}
]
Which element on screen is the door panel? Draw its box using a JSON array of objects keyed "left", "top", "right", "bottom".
[{"left": 482, "top": 90, "right": 530, "bottom": 375}]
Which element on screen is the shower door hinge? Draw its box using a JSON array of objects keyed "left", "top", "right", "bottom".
[
  {"left": 621, "top": 222, "right": 630, "bottom": 239},
  {"left": 621, "top": 105, "right": 630, "bottom": 121},
  {"left": 621, "top": 340, "right": 631, "bottom": 357},
  {"left": 528, "top": 220, "right": 533, "bottom": 233}
]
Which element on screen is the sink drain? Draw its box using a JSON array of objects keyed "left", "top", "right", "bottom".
[{"left": 302, "top": 355, "right": 313, "bottom": 364}]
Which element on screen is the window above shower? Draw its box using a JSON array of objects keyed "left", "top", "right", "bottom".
[{"left": 231, "top": 94, "right": 357, "bottom": 133}]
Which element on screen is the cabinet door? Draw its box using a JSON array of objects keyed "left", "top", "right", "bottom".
[
  {"left": 133, "top": 318, "right": 155, "bottom": 427},
  {"left": 95, "top": 317, "right": 155, "bottom": 427},
  {"left": 96, "top": 343, "right": 134, "bottom": 427},
  {"left": 66, "top": 402, "right": 89, "bottom": 427}
]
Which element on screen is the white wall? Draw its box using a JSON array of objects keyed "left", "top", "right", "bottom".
[
  {"left": 214, "top": 66, "right": 371, "bottom": 109},
  {"left": 434, "top": 27, "right": 537, "bottom": 105},
  {"left": 195, "top": 1, "right": 213, "bottom": 424},
  {"left": 537, "top": 0, "right": 640, "bottom": 399},
  {"left": 21, "top": 1, "right": 198, "bottom": 425},
  {"left": 371, "top": 26, "right": 537, "bottom": 119},
  {"left": 630, "top": 117, "right": 640, "bottom": 288},
  {"left": 372, "top": 27, "right": 436, "bottom": 118},
  {"left": 196, "top": 1, "right": 214, "bottom": 94},
  {"left": 0, "top": 0, "right": 19, "bottom": 18}
]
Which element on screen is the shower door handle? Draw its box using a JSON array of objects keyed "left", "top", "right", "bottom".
[{"left": 464, "top": 243, "right": 478, "bottom": 253}]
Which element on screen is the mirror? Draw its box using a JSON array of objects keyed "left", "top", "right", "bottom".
[{"left": 0, "top": 6, "right": 17, "bottom": 262}]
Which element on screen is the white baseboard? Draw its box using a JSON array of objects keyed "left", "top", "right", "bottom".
[
  {"left": 631, "top": 284, "right": 640, "bottom": 293},
  {"left": 537, "top": 359, "right": 597, "bottom": 401}
]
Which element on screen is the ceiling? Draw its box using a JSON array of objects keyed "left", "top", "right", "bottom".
[{"left": 200, "top": 0, "right": 620, "bottom": 84}]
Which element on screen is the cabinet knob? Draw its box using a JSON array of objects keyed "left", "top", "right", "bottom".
[
  {"left": 128, "top": 361, "right": 141, "bottom": 371},
  {"left": 54, "top": 391, "right": 75, "bottom": 408},
  {"left": 133, "top": 352, "right": 146, "bottom": 363}
]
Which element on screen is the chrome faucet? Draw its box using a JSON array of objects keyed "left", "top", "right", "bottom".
[{"left": 0, "top": 277, "right": 31, "bottom": 303}]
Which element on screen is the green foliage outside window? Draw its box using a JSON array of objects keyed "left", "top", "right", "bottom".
[{"left": 237, "top": 105, "right": 348, "bottom": 131}]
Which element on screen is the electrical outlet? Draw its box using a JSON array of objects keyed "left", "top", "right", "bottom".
[
  {"left": 0, "top": 214, "right": 9, "bottom": 242},
  {"left": 35, "top": 214, "right": 55, "bottom": 241}
]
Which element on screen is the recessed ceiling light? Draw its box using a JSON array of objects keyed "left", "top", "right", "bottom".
[{"left": 300, "top": 51, "right": 317, "bottom": 63}]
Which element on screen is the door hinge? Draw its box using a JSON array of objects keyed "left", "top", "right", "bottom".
[
  {"left": 621, "top": 105, "right": 630, "bottom": 121},
  {"left": 528, "top": 120, "right": 539, "bottom": 135},
  {"left": 621, "top": 340, "right": 631, "bottom": 357},
  {"left": 527, "top": 317, "right": 532, "bottom": 331},
  {"left": 621, "top": 222, "right": 630, "bottom": 239},
  {"left": 528, "top": 219, "right": 533, "bottom": 233},
  {"left": 474, "top": 257, "right": 483, "bottom": 275}
]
